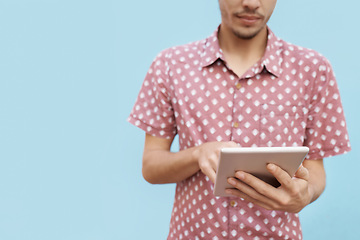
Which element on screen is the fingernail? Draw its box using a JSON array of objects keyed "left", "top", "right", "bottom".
[
  {"left": 225, "top": 189, "right": 233, "bottom": 194},
  {"left": 228, "top": 178, "right": 236, "bottom": 185},
  {"left": 236, "top": 171, "right": 245, "bottom": 180},
  {"left": 267, "top": 163, "right": 275, "bottom": 170}
]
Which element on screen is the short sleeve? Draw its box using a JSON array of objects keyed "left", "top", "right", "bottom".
[
  {"left": 304, "top": 58, "right": 351, "bottom": 159},
  {"left": 127, "top": 50, "right": 177, "bottom": 139}
]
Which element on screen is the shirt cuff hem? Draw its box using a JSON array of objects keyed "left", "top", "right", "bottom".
[
  {"left": 127, "top": 115, "right": 176, "bottom": 139},
  {"left": 306, "top": 144, "right": 351, "bottom": 160}
]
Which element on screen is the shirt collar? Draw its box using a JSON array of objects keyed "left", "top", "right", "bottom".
[
  {"left": 199, "top": 26, "right": 224, "bottom": 68},
  {"left": 200, "top": 26, "right": 283, "bottom": 78}
]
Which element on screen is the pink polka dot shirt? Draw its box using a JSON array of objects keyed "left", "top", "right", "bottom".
[{"left": 128, "top": 27, "right": 351, "bottom": 240}]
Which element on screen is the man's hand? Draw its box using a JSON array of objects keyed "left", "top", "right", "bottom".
[
  {"left": 225, "top": 160, "right": 325, "bottom": 213},
  {"left": 192, "top": 141, "right": 238, "bottom": 183}
]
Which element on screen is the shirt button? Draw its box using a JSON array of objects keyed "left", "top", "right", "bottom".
[
  {"left": 236, "top": 83, "right": 242, "bottom": 90},
  {"left": 230, "top": 200, "right": 236, "bottom": 207},
  {"left": 233, "top": 122, "right": 239, "bottom": 128}
]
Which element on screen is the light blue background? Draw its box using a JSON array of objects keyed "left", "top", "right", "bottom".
[{"left": 0, "top": 0, "right": 359, "bottom": 239}]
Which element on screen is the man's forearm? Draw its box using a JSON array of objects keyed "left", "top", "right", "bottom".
[
  {"left": 142, "top": 147, "right": 200, "bottom": 184},
  {"left": 142, "top": 134, "right": 239, "bottom": 184}
]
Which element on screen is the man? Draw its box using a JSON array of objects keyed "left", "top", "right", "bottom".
[{"left": 128, "top": 0, "right": 351, "bottom": 239}]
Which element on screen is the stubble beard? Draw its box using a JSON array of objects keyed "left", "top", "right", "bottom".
[{"left": 232, "top": 26, "right": 265, "bottom": 40}]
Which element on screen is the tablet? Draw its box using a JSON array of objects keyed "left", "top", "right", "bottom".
[{"left": 213, "top": 146, "right": 309, "bottom": 197}]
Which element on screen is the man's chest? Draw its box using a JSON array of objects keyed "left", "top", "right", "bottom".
[{"left": 168, "top": 63, "right": 311, "bottom": 147}]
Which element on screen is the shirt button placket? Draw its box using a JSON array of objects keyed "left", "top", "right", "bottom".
[
  {"left": 229, "top": 199, "right": 239, "bottom": 239},
  {"left": 232, "top": 80, "right": 243, "bottom": 143},
  {"left": 236, "top": 82, "right": 242, "bottom": 90}
]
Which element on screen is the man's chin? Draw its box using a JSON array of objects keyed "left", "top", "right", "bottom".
[{"left": 232, "top": 27, "right": 264, "bottom": 40}]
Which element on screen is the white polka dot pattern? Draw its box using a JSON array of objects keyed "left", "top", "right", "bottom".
[{"left": 128, "top": 27, "right": 351, "bottom": 240}]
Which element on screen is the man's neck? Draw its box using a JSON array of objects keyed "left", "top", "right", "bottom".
[{"left": 218, "top": 25, "right": 268, "bottom": 77}]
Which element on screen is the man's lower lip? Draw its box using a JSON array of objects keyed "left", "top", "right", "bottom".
[{"left": 238, "top": 17, "right": 260, "bottom": 25}]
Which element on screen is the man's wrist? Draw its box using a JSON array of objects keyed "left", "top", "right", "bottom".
[{"left": 190, "top": 145, "right": 201, "bottom": 168}]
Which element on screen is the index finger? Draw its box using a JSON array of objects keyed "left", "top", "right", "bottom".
[
  {"left": 198, "top": 157, "right": 217, "bottom": 183},
  {"left": 267, "top": 163, "right": 293, "bottom": 187}
]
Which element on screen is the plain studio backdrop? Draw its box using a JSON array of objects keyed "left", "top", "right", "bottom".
[{"left": 0, "top": 0, "right": 359, "bottom": 239}]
